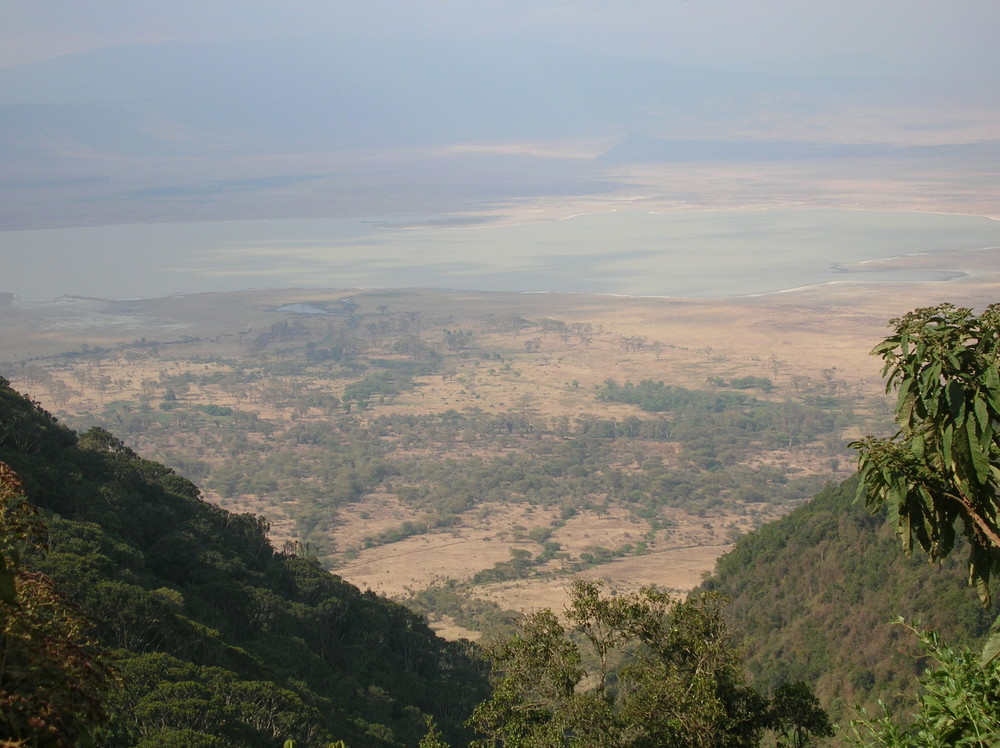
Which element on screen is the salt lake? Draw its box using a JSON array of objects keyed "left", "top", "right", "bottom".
[{"left": 1, "top": 209, "right": 998, "bottom": 302}]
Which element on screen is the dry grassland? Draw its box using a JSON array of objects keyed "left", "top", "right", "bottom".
[
  {"left": 478, "top": 543, "right": 735, "bottom": 615},
  {"left": 2, "top": 248, "right": 999, "bottom": 633}
]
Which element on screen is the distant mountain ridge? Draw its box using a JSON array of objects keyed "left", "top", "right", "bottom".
[
  {"left": 600, "top": 133, "right": 1000, "bottom": 163},
  {"left": 0, "top": 38, "right": 896, "bottom": 160},
  {"left": 4, "top": 37, "right": 996, "bottom": 232}
]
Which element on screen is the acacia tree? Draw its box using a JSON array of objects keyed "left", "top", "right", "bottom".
[{"left": 852, "top": 304, "right": 1000, "bottom": 605}]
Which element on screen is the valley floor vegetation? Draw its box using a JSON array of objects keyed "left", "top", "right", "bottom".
[
  {"left": 1, "top": 379, "right": 835, "bottom": 747},
  {"left": 4, "top": 291, "right": 876, "bottom": 631},
  {"left": 3, "top": 301, "right": 1000, "bottom": 745}
]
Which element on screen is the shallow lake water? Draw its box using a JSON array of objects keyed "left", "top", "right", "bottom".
[{"left": 1, "top": 209, "right": 998, "bottom": 302}]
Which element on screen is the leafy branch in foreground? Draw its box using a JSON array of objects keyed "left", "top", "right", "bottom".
[
  {"left": 851, "top": 304, "right": 1000, "bottom": 612},
  {"left": 850, "top": 304, "right": 1000, "bottom": 745}
]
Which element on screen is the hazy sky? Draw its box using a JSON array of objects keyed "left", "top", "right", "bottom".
[
  {"left": 3, "top": 0, "right": 999, "bottom": 75},
  {"left": 2, "top": 0, "right": 998, "bottom": 235}
]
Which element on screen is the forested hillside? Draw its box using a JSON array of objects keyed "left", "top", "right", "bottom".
[
  {"left": 0, "top": 377, "right": 487, "bottom": 746},
  {"left": 702, "top": 476, "right": 997, "bottom": 724}
]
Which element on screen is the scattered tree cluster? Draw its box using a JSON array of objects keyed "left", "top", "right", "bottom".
[{"left": 468, "top": 581, "right": 831, "bottom": 748}]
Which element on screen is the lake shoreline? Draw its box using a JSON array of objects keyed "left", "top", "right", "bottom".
[{"left": 2, "top": 209, "right": 999, "bottom": 303}]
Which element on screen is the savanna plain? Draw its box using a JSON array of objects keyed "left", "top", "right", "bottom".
[{"left": 4, "top": 233, "right": 999, "bottom": 640}]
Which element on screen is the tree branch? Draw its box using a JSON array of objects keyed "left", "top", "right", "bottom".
[{"left": 944, "top": 490, "right": 1000, "bottom": 550}]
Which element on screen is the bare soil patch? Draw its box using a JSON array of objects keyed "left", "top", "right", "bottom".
[{"left": 470, "top": 541, "right": 735, "bottom": 622}]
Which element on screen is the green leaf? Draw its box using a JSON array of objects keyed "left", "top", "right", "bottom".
[
  {"left": 973, "top": 396, "right": 989, "bottom": 437},
  {"left": 967, "top": 417, "right": 989, "bottom": 484},
  {"left": 983, "top": 364, "right": 1000, "bottom": 398},
  {"left": 944, "top": 349, "right": 962, "bottom": 371},
  {"left": 946, "top": 379, "right": 965, "bottom": 420},
  {"left": 980, "top": 616, "right": 1000, "bottom": 666},
  {"left": 920, "top": 365, "right": 942, "bottom": 417},
  {"left": 897, "top": 505, "right": 913, "bottom": 555}
]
